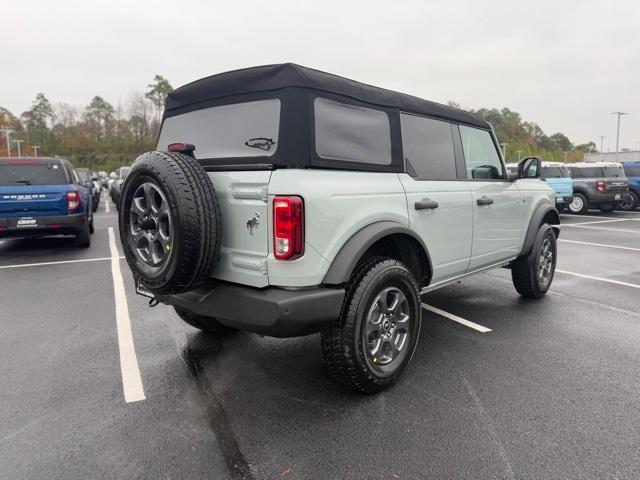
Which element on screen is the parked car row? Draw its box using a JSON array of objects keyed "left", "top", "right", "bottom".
[{"left": 507, "top": 160, "right": 639, "bottom": 213}]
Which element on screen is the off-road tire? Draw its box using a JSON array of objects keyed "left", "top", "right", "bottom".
[
  {"left": 568, "top": 193, "right": 588, "bottom": 214},
  {"left": 75, "top": 219, "right": 91, "bottom": 248},
  {"left": 89, "top": 212, "right": 94, "bottom": 234},
  {"left": 619, "top": 191, "right": 638, "bottom": 211},
  {"left": 174, "top": 307, "right": 233, "bottom": 334},
  {"left": 511, "top": 223, "right": 556, "bottom": 299},
  {"left": 119, "top": 151, "right": 221, "bottom": 296},
  {"left": 321, "top": 257, "right": 421, "bottom": 394}
]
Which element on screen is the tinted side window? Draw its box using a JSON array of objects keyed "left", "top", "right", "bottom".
[
  {"left": 314, "top": 97, "right": 391, "bottom": 165},
  {"left": 624, "top": 166, "right": 640, "bottom": 177},
  {"left": 400, "top": 114, "right": 456, "bottom": 180},
  {"left": 541, "top": 166, "right": 566, "bottom": 178},
  {"left": 568, "top": 167, "right": 603, "bottom": 178},
  {"left": 459, "top": 126, "right": 504, "bottom": 180}
]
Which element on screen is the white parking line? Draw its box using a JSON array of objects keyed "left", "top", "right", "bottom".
[
  {"left": 421, "top": 303, "right": 492, "bottom": 333},
  {"left": 561, "top": 224, "right": 640, "bottom": 234},
  {"left": 108, "top": 227, "right": 145, "bottom": 403},
  {"left": 0, "top": 256, "right": 123, "bottom": 270},
  {"left": 561, "top": 213, "right": 640, "bottom": 221},
  {"left": 105, "top": 197, "right": 111, "bottom": 213},
  {"left": 558, "top": 239, "right": 640, "bottom": 252},
  {"left": 562, "top": 219, "right": 628, "bottom": 226},
  {"left": 556, "top": 270, "right": 640, "bottom": 290}
]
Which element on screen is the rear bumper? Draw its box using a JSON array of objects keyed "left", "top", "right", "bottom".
[
  {"left": 0, "top": 213, "right": 86, "bottom": 238},
  {"left": 586, "top": 191, "right": 624, "bottom": 205},
  {"left": 162, "top": 281, "right": 345, "bottom": 338},
  {"left": 555, "top": 195, "right": 573, "bottom": 206}
]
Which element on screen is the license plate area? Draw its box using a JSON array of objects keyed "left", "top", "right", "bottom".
[{"left": 16, "top": 217, "right": 38, "bottom": 228}]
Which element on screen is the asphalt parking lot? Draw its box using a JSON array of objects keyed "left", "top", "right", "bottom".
[{"left": 1, "top": 193, "right": 640, "bottom": 480}]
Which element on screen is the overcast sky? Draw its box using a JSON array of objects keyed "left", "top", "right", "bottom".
[{"left": 2, "top": 0, "right": 639, "bottom": 150}]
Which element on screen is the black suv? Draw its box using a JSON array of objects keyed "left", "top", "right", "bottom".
[{"left": 567, "top": 162, "right": 628, "bottom": 213}]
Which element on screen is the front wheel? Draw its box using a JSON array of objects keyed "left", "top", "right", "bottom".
[
  {"left": 511, "top": 224, "right": 557, "bottom": 299},
  {"left": 568, "top": 193, "right": 588, "bottom": 214},
  {"left": 321, "top": 258, "right": 421, "bottom": 393}
]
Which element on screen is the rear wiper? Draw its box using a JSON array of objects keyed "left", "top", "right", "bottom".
[{"left": 14, "top": 179, "right": 32, "bottom": 185}]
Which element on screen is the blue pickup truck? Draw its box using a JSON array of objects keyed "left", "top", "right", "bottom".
[
  {"left": 0, "top": 157, "right": 94, "bottom": 247},
  {"left": 620, "top": 161, "right": 640, "bottom": 210}
]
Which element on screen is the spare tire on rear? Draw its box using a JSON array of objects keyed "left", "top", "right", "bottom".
[{"left": 118, "top": 151, "right": 221, "bottom": 296}]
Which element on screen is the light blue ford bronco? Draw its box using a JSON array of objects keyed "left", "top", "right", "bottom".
[{"left": 119, "top": 64, "right": 560, "bottom": 393}]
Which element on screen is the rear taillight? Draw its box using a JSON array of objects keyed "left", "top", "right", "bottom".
[
  {"left": 66, "top": 191, "right": 80, "bottom": 212},
  {"left": 273, "top": 196, "right": 304, "bottom": 260},
  {"left": 596, "top": 180, "right": 607, "bottom": 192}
]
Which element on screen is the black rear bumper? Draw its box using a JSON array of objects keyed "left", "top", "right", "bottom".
[
  {"left": 162, "top": 281, "right": 345, "bottom": 338},
  {"left": 0, "top": 213, "right": 86, "bottom": 238}
]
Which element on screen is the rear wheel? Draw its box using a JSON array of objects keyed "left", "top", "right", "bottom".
[
  {"left": 321, "top": 258, "right": 421, "bottom": 393},
  {"left": 568, "top": 193, "right": 588, "bottom": 214},
  {"left": 174, "top": 307, "right": 233, "bottom": 334},
  {"left": 511, "top": 224, "right": 556, "bottom": 299},
  {"left": 75, "top": 219, "right": 91, "bottom": 248},
  {"left": 619, "top": 191, "right": 638, "bottom": 211}
]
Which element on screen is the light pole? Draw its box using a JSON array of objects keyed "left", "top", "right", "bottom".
[
  {"left": 516, "top": 150, "right": 523, "bottom": 161},
  {"left": 598, "top": 136, "right": 606, "bottom": 153},
  {"left": 12, "top": 139, "right": 24, "bottom": 157},
  {"left": 563, "top": 151, "right": 568, "bottom": 163},
  {"left": 0, "top": 127, "right": 13, "bottom": 157},
  {"left": 500, "top": 142, "right": 508, "bottom": 160},
  {"left": 31, "top": 145, "right": 40, "bottom": 157},
  {"left": 610, "top": 112, "right": 628, "bottom": 163}
]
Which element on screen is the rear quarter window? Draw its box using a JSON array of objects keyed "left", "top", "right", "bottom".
[
  {"left": 400, "top": 113, "right": 456, "bottom": 180},
  {"left": 0, "top": 161, "right": 68, "bottom": 185},
  {"left": 314, "top": 97, "right": 391, "bottom": 165},
  {"left": 603, "top": 166, "right": 625, "bottom": 177},
  {"left": 568, "top": 167, "right": 603, "bottom": 178}
]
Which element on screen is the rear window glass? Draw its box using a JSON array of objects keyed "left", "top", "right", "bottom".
[
  {"left": 624, "top": 166, "right": 640, "bottom": 177},
  {"left": 568, "top": 167, "right": 603, "bottom": 178},
  {"left": 603, "top": 166, "right": 624, "bottom": 177},
  {"left": 400, "top": 114, "right": 456, "bottom": 180},
  {"left": 314, "top": 97, "right": 391, "bottom": 165},
  {"left": 157, "top": 99, "right": 281, "bottom": 159},
  {"left": 541, "top": 166, "right": 568, "bottom": 178},
  {"left": 0, "top": 161, "right": 68, "bottom": 185}
]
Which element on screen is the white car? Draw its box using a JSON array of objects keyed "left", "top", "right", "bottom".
[{"left": 118, "top": 64, "right": 559, "bottom": 393}]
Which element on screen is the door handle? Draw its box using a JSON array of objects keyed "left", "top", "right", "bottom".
[
  {"left": 476, "top": 196, "right": 494, "bottom": 206},
  {"left": 415, "top": 199, "right": 439, "bottom": 210}
]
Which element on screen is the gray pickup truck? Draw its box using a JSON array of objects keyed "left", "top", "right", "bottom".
[{"left": 567, "top": 162, "right": 629, "bottom": 213}]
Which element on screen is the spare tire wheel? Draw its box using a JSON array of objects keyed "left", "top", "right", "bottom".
[{"left": 118, "top": 151, "right": 221, "bottom": 295}]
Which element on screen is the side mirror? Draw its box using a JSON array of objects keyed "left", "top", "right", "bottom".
[{"left": 518, "top": 156, "right": 541, "bottom": 179}]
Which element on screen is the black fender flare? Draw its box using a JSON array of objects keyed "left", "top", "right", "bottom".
[
  {"left": 322, "top": 221, "right": 433, "bottom": 285},
  {"left": 519, "top": 204, "right": 560, "bottom": 257}
]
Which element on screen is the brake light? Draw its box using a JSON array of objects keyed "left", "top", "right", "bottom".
[
  {"left": 167, "top": 143, "right": 195, "bottom": 154},
  {"left": 596, "top": 180, "right": 607, "bottom": 192},
  {"left": 273, "top": 196, "right": 304, "bottom": 260},
  {"left": 66, "top": 191, "right": 80, "bottom": 211}
]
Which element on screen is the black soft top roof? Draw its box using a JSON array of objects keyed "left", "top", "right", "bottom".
[{"left": 165, "top": 63, "right": 489, "bottom": 129}]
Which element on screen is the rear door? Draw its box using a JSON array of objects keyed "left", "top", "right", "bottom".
[
  {"left": 0, "top": 159, "right": 70, "bottom": 218},
  {"left": 399, "top": 114, "right": 473, "bottom": 284},
  {"left": 458, "top": 125, "right": 523, "bottom": 270}
]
